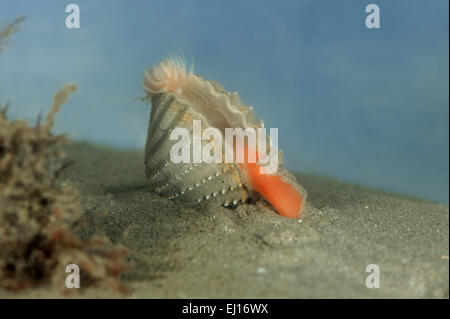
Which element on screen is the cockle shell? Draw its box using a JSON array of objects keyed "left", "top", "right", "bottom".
[
  {"left": 145, "top": 93, "right": 252, "bottom": 207},
  {"left": 143, "top": 56, "right": 307, "bottom": 217}
]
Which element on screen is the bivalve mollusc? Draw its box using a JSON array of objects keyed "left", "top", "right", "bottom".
[{"left": 142, "top": 55, "right": 307, "bottom": 218}]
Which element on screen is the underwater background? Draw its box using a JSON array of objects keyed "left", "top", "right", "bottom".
[{"left": 0, "top": 0, "right": 448, "bottom": 204}]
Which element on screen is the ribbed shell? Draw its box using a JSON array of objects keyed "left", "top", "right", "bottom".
[
  {"left": 145, "top": 93, "right": 251, "bottom": 207},
  {"left": 144, "top": 74, "right": 307, "bottom": 210}
]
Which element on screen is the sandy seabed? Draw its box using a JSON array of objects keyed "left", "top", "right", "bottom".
[{"left": 1, "top": 141, "right": 448, "bottom": 298}]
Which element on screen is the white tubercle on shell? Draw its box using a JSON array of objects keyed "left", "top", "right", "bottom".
[{"left": 142, "top": 55, "right": 307, "bottom": 217}]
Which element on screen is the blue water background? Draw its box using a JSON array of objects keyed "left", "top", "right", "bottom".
[{"left": 0, "top": 0, "right": 448, "bottom": 203}]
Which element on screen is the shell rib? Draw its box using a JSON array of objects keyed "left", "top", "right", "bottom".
[{"left": 143, "top": 56, "right": 307, "bottom": 217}]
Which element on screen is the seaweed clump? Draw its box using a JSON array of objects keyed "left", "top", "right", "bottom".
[{"left": 0, "top": 85, "right": 129, "bottom": 293}]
